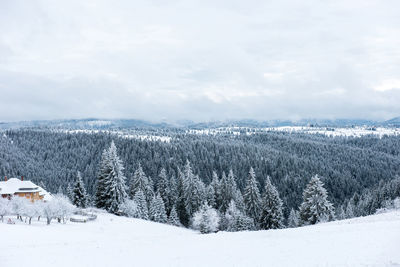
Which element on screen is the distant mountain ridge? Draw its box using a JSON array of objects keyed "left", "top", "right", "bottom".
[{"left": 0, "top": 116, "right": 399, "bottom": 130}]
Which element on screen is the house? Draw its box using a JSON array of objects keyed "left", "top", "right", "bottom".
[{"left": 0, "top": 176, "right": 51, "bottom": 202}]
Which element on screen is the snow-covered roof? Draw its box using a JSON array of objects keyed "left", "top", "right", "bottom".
[
  {"left": 0, "top": 178, "right": 42, "bottom": 195},
  {"left": 38, "top": 186, "right": 53, "bottom": 201}
]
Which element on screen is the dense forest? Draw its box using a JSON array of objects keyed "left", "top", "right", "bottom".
[{"left": 1, "top": 128, "right": 400, "bottom": 220}]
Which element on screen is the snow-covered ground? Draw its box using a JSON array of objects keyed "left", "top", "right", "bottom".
[
  {"left": 1, "top": 210, "right": 399, "bottom": 267},
  {"left": 59, "top": 129, "right": 172, "bottom": 143},
  {"left": 187, "top": 126, "right": 400, "bottom": 138}
]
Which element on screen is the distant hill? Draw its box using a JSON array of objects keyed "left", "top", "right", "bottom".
[{"left": 0, "top": 116, "right": 399, "bottom": 130}]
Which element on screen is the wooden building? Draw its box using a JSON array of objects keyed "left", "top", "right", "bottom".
[{"left": 0, "top": 177, "right": 50, "bottom": 202}]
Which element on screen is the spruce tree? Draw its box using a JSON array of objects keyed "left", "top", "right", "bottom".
[
  {"left": 220, "top": 169, "right": 238, "bottom": 212},
  {"left": 299, "top": 175, "right": 335, "bottom": 225},
  {"left": 183, "top": 160, "right": 204, "bottom": 218},
  {"left": 133, "top": 190, "right": 149, "bottom": 220},
  {"left": 176, "top": 169, "right": 189, "bottom": 226},
  {"left": 157, "top": 168, "right": 170, "bottom": 213},
  {"left": 259, "top": 176, "right": 284, "bottom": 230},
  {"left": 149, "top": 193, "right": 168, "bottom": 223},
  {"left": 287, "top": 208, "right": 300, "bottom": 228},
  {"left": 130, "top": 163, "right": 154, "bottom": 204},
  {"left": 95, "top": 148, "right": 111, "bottom": 209},
  {"left": 244, "top": 167, "right": 261, "bottom": 224},
  {"left": 168, "top": 206, "right": 181, "bottom": 226},
  {"left": 103, "top": 141, "right": 128, "bottom": 214},
  {"left": 345, "top": 201, "right": 355, "bottom": 219},
  {"left": 72, "top": 171, "right": 88, "bottom": 208},
  {"left": 209, "top": 171, "right": 221, "bottom": 208}
]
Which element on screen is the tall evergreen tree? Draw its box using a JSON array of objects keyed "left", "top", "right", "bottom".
[
  {"left": 95, "top": 148, "right": 111, "bottom": 209},
  {"left": 103, "top": 141, "right": 128, "bottom": 214},
  {"left": 149, "top": 193, "right": 168, "bottom": 223},
  {"left": 209, "top": 171, "right": 221, "bottom": 209},
  {"left": 287, "top": 208, "right": 300, "bottom": 228},
  {"left": 176, "top": 169, "right": 189, "bottom": 226},
  {"left": 157, "top": 168, "right": 170, "bottom": 213},
  {"left": 130, "top": 163, "right": 154, "bottom": 204},
  {"left": 220, "top": 169, "right": 238, "bottom": 212},
  {"left": 259, "top": 176, "right": 284, "bottom": 230},
  {"left": 299, "top": 175, "right": 335, "bottom": 225},
  {"left": 72, "top": 171, "right": 88, "bottom": 208},
  {"left": 183, "top": 160, "right": 204, "bottom": 218},
  {"left": 168, "top": 206, "right": 181, "bottom": 226},
  {"left": 244, "top": 167, "right": 261, "bottom": 224},
  {"left": 133, "top": 190, "right": 149, "bottom": 220}
]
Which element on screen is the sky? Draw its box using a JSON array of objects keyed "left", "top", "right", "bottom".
[{"left": 0, "top": 0, "right": 399, "bottom": 122}]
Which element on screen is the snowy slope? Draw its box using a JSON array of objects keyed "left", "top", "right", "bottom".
[{"left": 1, "top": 210, "right": 400, "bottom": 267}]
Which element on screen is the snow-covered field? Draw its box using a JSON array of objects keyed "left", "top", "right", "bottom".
[
  {"left": 188, "top": 126, "right": 400, "bottom": 138},
  {"left": 1, "top": 210, "right": 400, "bottom": 267}
]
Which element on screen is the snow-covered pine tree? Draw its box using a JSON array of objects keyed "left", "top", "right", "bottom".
[
  {"left": 287, "top": 208, "right": 300, "bottom": 228},
  {"left": 244, "top": 167, "right": 261, "bottom": 224},
  {"left": 168, "top": 175, "right": 178, "bottom": 213},
  {"left": 66, "top": 183, "right": 73, "bottom": 201},
  {"left": 220, "top": 169, "right": 238, "bottom": 212},
  {"left": 183, "top": 160, "right": 204, "bottom": 218},
  {"left": 95, "top": 148, "right": 111, "bottom": 209},
  {"left": 223, "top": 200, "right": 255, "bottom": 232},
  {"left": 176, "top": 169, "right": 189, "bottom": 226},
  {"left": 157, "top": 168, "right": 170, "bottom": 213},
  {"left": 72, "top": 171, "right": 88, "bottom": 208},
  {"left": 209, "top": 171, "right": 221, "bottom": 209},
  {"left": 129, "top": 163, "right": 154, "bottom": 204},
  {"left": 103, "top": 141, "right": 128, "bottom": 214},
  {"left": 299, "top": 175, "right": 335, "bottom": 225},
  {"left": 120, "top": 199, "right": 139, "bottom": 218},
  {"left": 345, "top": 201, "right": 355, "bottom": 219},
  {"left": 149, "top": 193, "right": 167, "bottom": 223},
  {"left": 133, "top": 190, "right": 149, "bottom": 220},
  {"left": 168, "top": 206, "right": 181, "bottom": 226},
  {"left": 259, "top": 176, "right": 284, "bottom": 230},
  {"left": 192, "top": 202, "right": 220, "bottom": 234},
  {"left": 336, "top": 205, "right": 345, "bottom": 220},
  {"left": 234, "top": 189, "right": 246, "bottom": 212}
]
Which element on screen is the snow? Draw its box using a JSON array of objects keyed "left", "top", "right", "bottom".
[
  {"left": 60, "top": 129, "right": 172, "bottom": 143},
  {"left": 1, "top": 209, "right": 400, "bottom": 266},
  {"left": 0, "top": 178, "right": 40, "bottom": 195},
  {"left": 187, "top": 126, "right": 400, "bottom": 138}
]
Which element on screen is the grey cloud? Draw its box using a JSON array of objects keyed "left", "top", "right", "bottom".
[{"left": 0, "top": 0, "right": 399, "bottom": 122}]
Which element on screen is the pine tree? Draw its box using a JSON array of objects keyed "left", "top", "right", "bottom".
[
  {"left": 223, "top": 200, "right": 255, "bottom": 232},
  {"left": 133, "top": 190, "right": 149, "bottom": 220},
  {"left": 183, "top": 160, "right": 204, "bottom": 218},
  {"left": 192, "top": 202, "right": 220, "bottom": 234},
  {"left": 176, "top": 169, "right": 189, "bottom": 226},
  {"left": 287, "top": 208, "right": 300, "bottom": 228},
  {"left": 336, "top": 205, "right": 346, "bottom": 220},
  {"left": 345, "top": 201, "right": 355, "bottom": 219},
  {"left": 299, "top": 175, "right": 335, "bottom": 225},
  {"left": 95, "top": 148, "right": 111, "bottom": 209},
  {"left": 244, "top": 167, "right": 261, "bottom": 224},
  {"left": 149, "top": 193, "right": 167, "bottom": 223},
  {"left": 157, "top": 168, "right": 170, "bottom": 213},
  {"left": 259, "top": 176, "right": 284, "bottom": 230},
  {"left": 168, "top": 206, "right": 182, "bottom": 226},
  {"left": 103, "top": 141, "right": 128, "bottom": 214},
  {"left": 66, "top": 183, "right": 73, "bottom": 201},
  {"left": 209, "top": 171, "right": 221, "bottom": 209},
  {"left": 220, "top": 169, "right": 238, "bottom": 212},
  {"left": 72, "top": 171, "right": 88, "bottom": 208},
  {"left": 130, "top": 163, "right": 154, "bottom": 204}
]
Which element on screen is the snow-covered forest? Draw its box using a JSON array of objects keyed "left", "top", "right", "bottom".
[{"left": 1, "top": 126, "right": 400, "bottom": 231}]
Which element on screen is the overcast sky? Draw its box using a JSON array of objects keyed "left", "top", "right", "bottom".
[{"left": 0, "top": 0, "right": 399, "bottom": 122}]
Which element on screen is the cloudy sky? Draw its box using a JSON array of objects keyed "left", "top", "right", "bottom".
[{"left": 0, "top": 0, "right": 399, "bottom": 122}]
